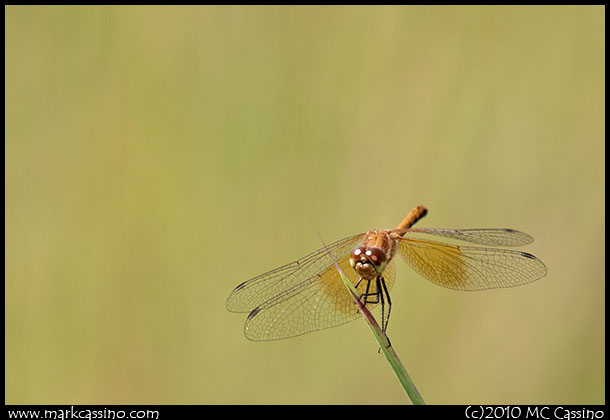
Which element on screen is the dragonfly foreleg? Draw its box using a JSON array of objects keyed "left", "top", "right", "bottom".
[{"left": 358, "top": 278, "right": 381, "bottom": 306}]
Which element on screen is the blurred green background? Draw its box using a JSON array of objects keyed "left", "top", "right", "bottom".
[{"left": 5, "top": 6, "right": 604, "bottom": 404}]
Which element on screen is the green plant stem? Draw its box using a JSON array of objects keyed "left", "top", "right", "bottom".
[{"left": 335, "top": 261, "right": 426, "bottom": 405}]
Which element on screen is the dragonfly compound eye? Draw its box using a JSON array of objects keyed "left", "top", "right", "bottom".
[
  {"left": 349, "top": 246, "right": 367, "bottom": 268},
  {"left": 365, "top": 247, "right": 387, "bottom": 273},
  {"left": 366, "top": 247, "right": 386, "bottom": 264}
]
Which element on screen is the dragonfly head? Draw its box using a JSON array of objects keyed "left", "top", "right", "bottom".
[{"left": 349, "top": 246, "right": 387, "bottom": 280}]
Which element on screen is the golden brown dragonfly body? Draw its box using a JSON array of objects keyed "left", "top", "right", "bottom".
[{"left": 227, "top": 205, "right": 547, "bottom": 341}]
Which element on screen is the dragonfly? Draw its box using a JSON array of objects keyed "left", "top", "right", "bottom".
[{"left": 226, "top": 205, "right": 547, "bottom": 341}]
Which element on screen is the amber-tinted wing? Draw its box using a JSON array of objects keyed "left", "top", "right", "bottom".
[
  {"left": 397, "top": 229, "right": 547, "bottom": 291},
  {"left": 227, "top": 234, "right": 365, "bottom": 313},
  {"left": 398, "top": 228, "right": 535, "bottom": 247},
  {"left": 226, "top": 233, "right": 397, "bottom": 341}
]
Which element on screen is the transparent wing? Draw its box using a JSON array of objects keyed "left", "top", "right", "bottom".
[
  {"left": 397, "top": 237, "right": 547, "bottom": 291},
  {"left": 396, "top": 228, "right": 535, "bottom": 247},
  {"left": 226, "top": 234, "right": 366, "bottom": 313},
  {"left": 243, "top": 256, "right": 396, "bottom": 341}
]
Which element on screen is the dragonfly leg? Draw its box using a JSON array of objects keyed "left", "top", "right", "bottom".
[
  {"left": 379, "top": 275, "right": 392, "bottom": 335},
  {"left": 357, "top": 277, "right": 370, "bottom": 305},
  {"left": 354, "top": 277, "right": 367, "bottom": 314},
  {"left": 355, "top": 276, "right": 393, "bottom": 349},
  {"left": 376, "top": 276, "right": 386, "bottom": 333},
  {"left": 360, "top": 279, "right": 380, "bottom": 306},
  {"left": 373, "top": 275, "right": 392, "bottom": 349}
]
